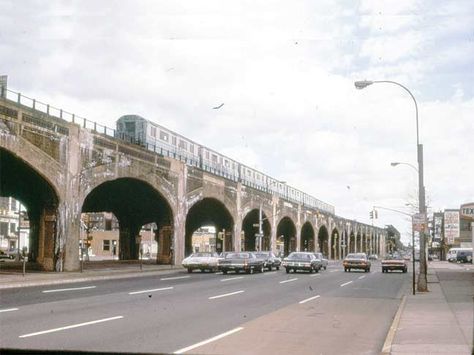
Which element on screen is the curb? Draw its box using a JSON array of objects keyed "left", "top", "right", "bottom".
[{"left": 380, "top": 295, "right": 407, "bottom": 355}]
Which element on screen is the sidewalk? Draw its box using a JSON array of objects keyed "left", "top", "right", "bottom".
[
  {"left": 389, "top": 261, "right": 473, "bottom": 355},
  {"left": 0, "top": 261, "right": 180, "bottom": 289}
]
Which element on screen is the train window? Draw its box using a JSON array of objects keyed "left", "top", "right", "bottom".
[
  {"left": 212, "top": 154, "right": 218, "bottom": 163},
  {"left": 124, "top": 121, "right": 135, "bottom": 133},
  {"left": 172, "top": 136, "right": 177, "bottom": 146},
  {"left": 179, "top": 140, "right": 187, "bottom": 150},
  {"left": 150, "top": 126, "right": 156, "bottom": 138},
  {"left": 224, "top": 160, "right": 229, "bottom": 168},
  {"left": 205, "top": 151, "right": 210, "bottom": 159},
  {"left": 160, "top": 131, "right": 169, "bottom": 141},
  {"left": 190, "top": 144, "right": 194, "bottom": 153}
]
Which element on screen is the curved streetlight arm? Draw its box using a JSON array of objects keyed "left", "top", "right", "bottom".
[{"left": 391, "top": 161, "right": 418, "bottom": 173}]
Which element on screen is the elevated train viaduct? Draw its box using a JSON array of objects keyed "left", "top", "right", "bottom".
[{"left": 0, "top": 87, "right": 387, "bottom": 271}]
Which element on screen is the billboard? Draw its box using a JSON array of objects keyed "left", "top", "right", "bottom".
[{"left": 444, "top": 210, "right": 460, "bottom": 244}]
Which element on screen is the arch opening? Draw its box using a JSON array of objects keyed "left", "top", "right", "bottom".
[
  {"left": 331, "top": 228, "right": 340, "bottom": 260},
  {"left": 317, "top": 225, "right": 329, "bottom": 257},
  {"left": 0, "top": 148, "right": 59, "bottom": 270},
  {"left": 242, "top": 209, "right": 271, "bottom": 251},
  {"left": 300, "top": 222, "right": 315, "bottom": 252},
  {"left": 81, "top": 178, "right": 174, "bottom": 264},
  {"left": 276, "top": 217, "right": 296, "bottom": 257},
  {"left": 185, "top": 198, "right": 234, "bottom": 256}
]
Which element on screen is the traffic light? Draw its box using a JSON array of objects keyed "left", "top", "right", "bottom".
[{"left": 369, "top": 211, "right": 374, "bottom": 219}]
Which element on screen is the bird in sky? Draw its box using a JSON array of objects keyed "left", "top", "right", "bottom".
[{"left": 213, "top": 103, "right": 224, "bottom": 109}]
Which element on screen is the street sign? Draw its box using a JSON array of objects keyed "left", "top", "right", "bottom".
[{"left": 252, "top": 223, "right": 260, "bottom": 227}]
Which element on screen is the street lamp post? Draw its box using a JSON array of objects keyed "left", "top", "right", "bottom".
[{"left": 355, "top": 80, "right": 428, "bottom": 292}]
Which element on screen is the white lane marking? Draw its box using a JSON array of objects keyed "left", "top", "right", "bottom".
[
  {"left": 220, "top": 276, "right": 244, "bottom": 282},
  {"left": 128, "top": 287, "right": 173, "bottom": 295},
  {"left": 299, "top": 295, "right": 321, "bottom": 304},
  {"left": 340, "top": 281, "right": 353, "bottom": 287},
  {"left": 330, "top": 270, "right": 338, "bottom": 273},
  {"left": 0, "top": 308, "right": 19, "bottom": 313},
  {"left": 19, "top": 316, "right": 123, "bottom": 338},
  {"left": 358, "top": 276, "right": 366, "bottom": 279},
  {"left": 310, "top": 273, "right": 321, "bottom": 277},
  {"left": 208, "top": 290, "right": 244, "bottom": 300},
  {"left": 280, "top": 278, "right": 298, "bottom": 284},
  {"left": 160, "top": 276, "right": 190, "bottom": 281},
  {"left": 174, "top": 327, "right": 244, "bottom": 354},
  {"left": 215, "top": 272, "right": 223, "bottom": 275},
  {"left": 42, "top": 286, "right": 96, "bottom": 293}
]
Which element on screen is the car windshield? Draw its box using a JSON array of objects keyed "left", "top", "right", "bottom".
[
  {"left": 226, "top": 253, "right": 250, "bottom": 259},
  {"left": 385, "top": 255, "right": 402, "bottom": 260},
  {"left": 288, "top": 253, "right": 312, "bottom": 260},
  {"left": 191, "top": 253, "right": 213, "bottom": 258},
  {"left": 255, "top": 253, "right": 269, "bottom": 257},
  {"left": 346, "top": 254, "right": 365, "bottom": 259}
]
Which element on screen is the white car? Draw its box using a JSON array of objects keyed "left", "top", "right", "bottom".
[{"left": 182, "top": 252, "right": 221, "bottom": 273}]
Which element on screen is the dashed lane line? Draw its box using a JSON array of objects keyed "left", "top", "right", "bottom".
[
  {"left": 340, "top": 281, "right": 353, "bottom": 287},
  {"left": 299, "top": 295, "right": 321, "bottom": 304},
  {"left": 174, "top": 327, "right": 244, "bottom": 354},
  {"left": 358, "top": 276, "right": 366, "bottom": 279},
  {"left": 310, "top": 273, "right": 321, "bottom": 277},
  {"left": 42, "top": 286, "right": 96, "bottom": 293},
  {"left": 160, "top": 276, "right": 190, "bottom": 281},
  {"left": 19, "top": 316, "right": 124, "bottom": 338},
  {"left": 128, "top": 287, "right": 173, "bottom": 295},
  {"left": 279, "top": 278, "right": 298, "bottom": 284},
  {"left": 208, "top": 290, "right": 245, "bottom": 300},
  {"left": 220, "top": 276, "right": 244, "bottom": 282},
  {"left": 0, "top": 308, "right": 19, "bottom": 313}
]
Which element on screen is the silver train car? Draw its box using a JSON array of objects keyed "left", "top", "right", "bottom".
[{"left": 115, "top": 115, "right": 335, "bottom": 213}]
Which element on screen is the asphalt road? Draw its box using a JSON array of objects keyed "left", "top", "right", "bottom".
[{"left": 0, "top": 261, "right": 410, "bottom": 354}]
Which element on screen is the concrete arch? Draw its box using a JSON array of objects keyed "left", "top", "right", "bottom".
[
  {"left": 81, "top": 177, "right": 175, "bottom": 263},
  {"left": 184, "top": 197, "right": 234, "bottom": 256},
  {"left": 0, "top": 147, "right": 61, "bottom": 271},
  {"left": 242, "top": 208, "right": 271, "bottom": 251},
  {"left": 317, "top": 224, "right": 329, "bottom": 256},
  {"left": 276, "top": 216, "right": 297, "bottom": 256},
  {"left": 300, "top": 221, "right": 315, "bottom": 252}
]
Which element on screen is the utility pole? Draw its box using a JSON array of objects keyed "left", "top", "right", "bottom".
[{"left": 258, "top": 204, "right": 263, "bottom": 251}]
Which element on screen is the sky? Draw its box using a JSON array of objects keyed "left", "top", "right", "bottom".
[{"left": 1, "top": 0, "right": 473, "bottom": 245}]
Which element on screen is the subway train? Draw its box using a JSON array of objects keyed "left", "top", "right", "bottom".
[{"left": 115, "top": 115, "right": 280, "bottom": 192}]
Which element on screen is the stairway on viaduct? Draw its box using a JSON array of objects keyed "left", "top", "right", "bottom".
[{"left": 0, "top": 87, "right": 387, "bottom": 271}]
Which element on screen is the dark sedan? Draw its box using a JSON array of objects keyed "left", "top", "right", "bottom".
[
  {"left": 254, "top": 251, "right": 282, "bottom": 271},
  {"left": 218, "top": 252, "right": 264, "bottom": 274},
  {"left": 282, "top": 252, "right": 320, "bottom": 273}
]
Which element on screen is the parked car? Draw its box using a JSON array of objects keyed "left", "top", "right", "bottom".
[
  {"left": 343, "top": 253, "right": 371, "bottom": 272},
  {"left": 254, "top": 251, "right": 281, "bottom": 271},
  {"left": 313, "top": 252, "right": 328, "bottom": 270},
  {"left": 381, "top": 255, "right": 408, "bottom": 273},
  {"left": 218, "top": 252, "right": 264, "bottom": 274},
  {"left": 182, "top": 252, "right": 221, "bottom": 273},
  {"left": 456, "top": 250, "right": 473, "bottom": 264},
  {"left": 282, "top": 252, "right": 321, "bottom": 274},
  {"left": 0, "top": 250, "right": 12, "bottom": 261}
]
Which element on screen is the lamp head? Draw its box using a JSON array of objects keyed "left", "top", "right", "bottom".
[
  {"left": 354, "top": 80, "right": 373, "bottom": 90},
  {"left": 390, "top": 162, "right": 400, "bottom": 167}
]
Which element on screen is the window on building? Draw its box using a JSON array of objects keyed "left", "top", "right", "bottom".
[
  {"left": 103, "top": 240, "right": 110, "bottom": 251},
  {"left": 0, "top": 222, "right": 8, "bottom": 237},
  {"left": 190, "top": 144, "right": 194, "bottom": 154},
  {"left": 0, "top": 198, "right": 8, "bottom": 210},
  {"left": 212, "top": 154, "right": 218, "bottom": 163},
  {"left": 150, "top": 126, "right": 156, "bottom": 138},
  {"left": 205, "top": 151, "right": 210, "bottom": 159},
  {"left": 10, "top": 223, "right": 16, "bottom": 234},
  {"left": 105, "top": 219, "right": 112, "bottom": 231},
  {"left": 179, "top": 140, "right": 187, "bottom": 150},
  {"left": 11, "top": 199, "right": 17, "bottom": 211},
  {"left": 160, "top": 131, "right": 169, "bottom": 141},
  {"left": 172, "top": 136, "right": 177, "bottom": 146}
]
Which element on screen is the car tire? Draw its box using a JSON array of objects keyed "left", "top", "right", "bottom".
[
  {"left": 223, "top": 270, "right": 228, "bottom": 274},
  {"left": 276, "top": 266, "right": 280, "bottom": 271},
  {"left": 309, "top": 267, "right": 314, "bottom": 273},
  {"left": 315, "top": 267, "right": 319, "bottom": 273},
  {"left": 324, "top": 266, "right": 327, "bottom": 270},
  {"left": 285, "top": 268, "right": 290, "bottom": 274},
  {"left": 403, "top": 268, "right": 407, "bottom": 273},
  {"left": 187, "top": 268, "right": 192, "bottom": 273},
  {"left": 260, "top": 265, "right": 264, "bottom": 273}
]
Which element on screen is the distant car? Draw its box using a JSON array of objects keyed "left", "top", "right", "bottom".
[
  {"left": 343, "top": 253, "right": 371, "bottom": 272},
  {"left": 282, "top": 252, "right": 320, "bottom": 274},
  {"left": 0, "top": 250, "right": 12, "bottom": 261},
  {"left": 218, "top": 252, "right": 264, "bottom": 274},
  {"left": 368, "top": 254, "right": 378, "bottom": 261},
  {"left": 382, "top": 255, "right": 408, "bottom": 273},
  {"left": 313, "top": 252, "right": 328, "bottom": 270},
  {"left": 182, "top": 252, "right": 221, "bottom": 273},
  {"left": 456, "top": 250, "right": 472, "bottom": 264},
  {"left": 254, "top": 251, "right": 281, "bottom": 271}
]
